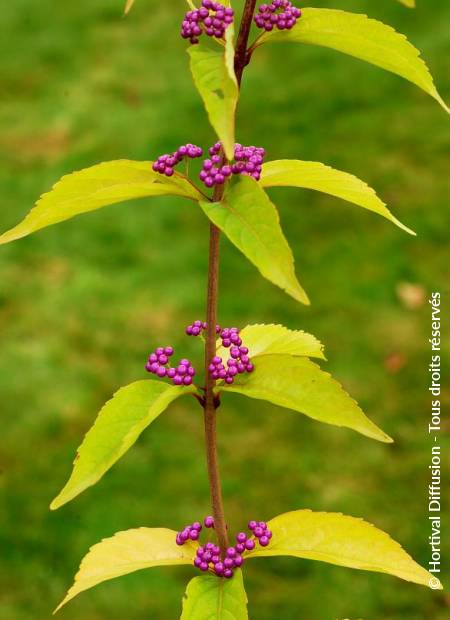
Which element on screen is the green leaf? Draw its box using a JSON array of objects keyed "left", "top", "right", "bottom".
[
  {"left": 397, "top": 0, "right": 415, "bottom": 7},
  {"left": 218, "top": 323, "right": 325, "bottom": 360},
  {"left": 0, "top": 160, "right": 203, "bottom": 245},
  {"left": 256, "top": 8, "right": 448, "bottom": 112},
  {"left": 219, "top": 355, "right": 392, "bottom": 442},
  {"left": 260, "top": 160, "right": 414, "bottom": 235},
  {"left": 246, "top": 510, "right": 441, "bottom": 589},
  {"left": 181, "top": 570, "right": 248, "bottom": 620},
  {"left": 188, "top": 25, "right": 239, "bottom": 160},
  {"left": 199, "top": 176, "right": 309, "bottom": 305},
  {"left": 51, "top": 380, "right": 196, "bottom": 510},
  {"left": 55, "top": 527, "right": 198, "bottom": 612}
]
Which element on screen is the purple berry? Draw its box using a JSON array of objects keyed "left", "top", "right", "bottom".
[
  {"left": 245, "top": 539, "right": 255, "bottom": 551},
  {"left": 204, "top": 516, "right": 215, "bottom": 528},
  {"left": 214, "top": 561, "right": 224, "bottom": 575},
  {"left": 259, "top": 535, "right": 270, "bottom": 546}
]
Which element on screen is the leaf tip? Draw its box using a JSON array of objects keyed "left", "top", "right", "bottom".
[
  {"left": 123, "top": 0, "right": 135, "bottom": 15},
  {"left": 49, "top": 498, "right": 61, "bottom": 511},
  {"left": 433, "top": 90, "right": 450, "bottom": 114},
  {"left": 395, "top": 219, "right": 416, "bottom": 236},
  {"left": 296, "top": 288, "right": 311, "bottom": 306},
  {"left": 50, "top": 488, "right": 71, "bottom": 511},
  {"left": 53, "top": 595, "right": 68, "bottom": 615},
  {"left": 0, "top": 228, "right": 25, "bottom": 246}
]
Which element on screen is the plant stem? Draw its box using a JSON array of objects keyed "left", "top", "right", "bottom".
[
  {"left": 234, "top": 0, "right": 257, "bottom": 84},
  {"left": 203, "top": 218, "right": 227, "bottom": 552},
  {"left": 202, "top": 0, "right": 258, "bottom": 556}
]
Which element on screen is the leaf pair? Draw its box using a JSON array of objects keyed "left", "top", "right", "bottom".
[
  {"left": 0, "top": 154, "right": 415, "bottom": 306},
  {"left": 49, "top": 323, "right": 390, "bottom": 512},
  {"left": 55, "top": 510, "right": 440, "bottom": 614}
]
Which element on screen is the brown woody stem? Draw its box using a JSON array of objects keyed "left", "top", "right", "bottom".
[{"left": 202, "top": 0, "right": 257, "bottom": 556}]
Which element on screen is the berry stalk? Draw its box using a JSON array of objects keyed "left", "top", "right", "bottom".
[{"left": 202, "top": 0, "right": 259, "bottom": 556}]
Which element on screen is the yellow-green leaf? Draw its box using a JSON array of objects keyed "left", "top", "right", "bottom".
[
  {"left": 397, "top": 0, "right": 415, "bottom": 7},
  {"left": 219, "top": 355, "right": 392, "bottom": 442},
  {"left": 0, "top": 160, "right": 203, "bottom": 245},
  {"left": 256, "top": 8, "right": 447, "bottom": 112},
  {"left": 260, "top": 159, "right": 414, "bottom": 235},
  {"left": 218, "top": 323, "right": 325, "bottom": 360},
  {"left": 246, "top": 510, "right": 441, "bottom": 589},
  {"left": 199, "top": 176, "right": 309, "bottom": 305},
  {"left": 181, "top": 570, "right": 248, "bottom": 620},
  {"left": 51, "top": 380, "right": 196, "bottom": 510},
  {"left": 188, "top": 25, "right": 239, "bottom": 160},
  {"left": 55, "top": 528, "right": 198, "bottom": 612}
]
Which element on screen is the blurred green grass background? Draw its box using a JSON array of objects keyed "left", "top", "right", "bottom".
[{"left": 0, "top": 0, "right": 449, "bottom": 618}]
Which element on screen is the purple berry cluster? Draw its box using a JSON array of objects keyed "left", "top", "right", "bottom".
[
  {"left": 145, "top": 347, "right": 196, "bottom": 386},
  {"left": 209, "top": 326, "right": 254, "bottom": 384},
  {"left": 254, "top": 1, "right": 302, "bottom": 31},
  {"left": 152, "top": 143, "right": 203, "bottom": 177},
  {"left": 199, "top": 142, "right": 266, "bottom": 188},
  {"left": 176, "top": 516, "right": 272, "bottom": 578},
  {"left": 185, "top": 321, "right": 254, "bottom": 384},
  {"left": 181, "top": 1, "right": 234, "bottom": 45},
  {"left": 185, "top": 319, "right": 210, "bottom": 337}
]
